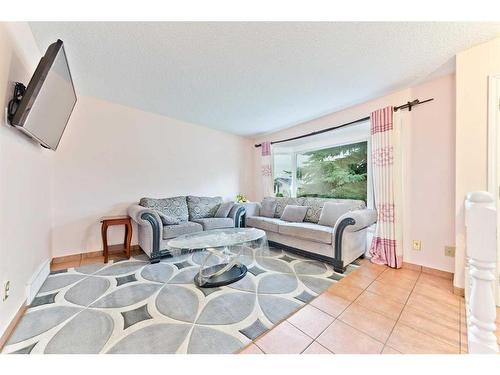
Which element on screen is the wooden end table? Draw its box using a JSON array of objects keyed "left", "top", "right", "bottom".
[{"left": 101, "top": 216, "right": 132, "bottom": 263}]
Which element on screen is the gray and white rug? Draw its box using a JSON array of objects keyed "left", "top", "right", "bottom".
[{"left": 3, "top": 246, "right": 358, "bottom": 354}]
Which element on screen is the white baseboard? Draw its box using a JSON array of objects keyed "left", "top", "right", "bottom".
[{"left": 25, "top": 259, "right": 50, "bottom": 304}]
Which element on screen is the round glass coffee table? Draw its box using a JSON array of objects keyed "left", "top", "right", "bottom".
[{"left": 167, "top": 228, "right": 267, "bottom": 288}]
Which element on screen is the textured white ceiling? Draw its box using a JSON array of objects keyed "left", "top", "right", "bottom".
[{"left": 29, "top": 22, "right": 500, "bottom": 137}]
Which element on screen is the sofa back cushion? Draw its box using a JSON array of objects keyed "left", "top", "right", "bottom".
[
  {"left": 280, "top": 205, "right": 309, "bottom": 222},
  {"left": 272, "top": 197, "right": 305, "bottom": 218},
  {"left": 187, "top": 196, "right": 223, "bottom": 220},
  {"left": 215, "top": 201, "right": 235, "bottom": 218},
  {"left": 318, "top": 202, "right": 355, "bottom": 227},
  {"left": 261, "top": 198, "right": 277, "bottom": 218},
  {"left": 140, "top": 196, "right": 189, "bottom": 222},
  {"left": 262, "top": 196, "right": 365, "bottom": 222},
  {"left": 157, "top": 212, "right": 181, "bottom": 225},
  {"left": 301, "top": 197, "right": 327, "bottom": 223},
  {"left": 301, "top": 197, "right": 366, "bottom": 223}
]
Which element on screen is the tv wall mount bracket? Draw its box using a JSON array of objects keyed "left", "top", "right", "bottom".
[{"left": 7, "top": 82, "right": 26, "bottom": 125}]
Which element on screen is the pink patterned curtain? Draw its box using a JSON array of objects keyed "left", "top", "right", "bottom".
[
  {"left": 369, "top": 106, "right": 403, "bottom": 268},
  {"left": 261, "top": 141, "right": 274, "bottom": 197}
]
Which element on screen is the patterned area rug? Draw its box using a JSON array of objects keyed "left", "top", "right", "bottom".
[{"left": 3, "top": 247, "right": 358, "bottom": 354}]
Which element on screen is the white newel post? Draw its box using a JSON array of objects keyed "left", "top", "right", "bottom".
[{"left": 465, "top": 191, "right": 498, "bottom": 354}]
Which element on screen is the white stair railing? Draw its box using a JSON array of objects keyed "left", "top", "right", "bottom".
[{"left": 465, "top": 191, "right": 498, "bottom": 354}]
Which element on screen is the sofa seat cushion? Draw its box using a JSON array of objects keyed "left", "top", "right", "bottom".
[
  {"left": 278, "top": 222, "right": 333, "bottom": 244},
  {"left": 245, "top": 216, "right": 282, "bottom": 233},
  {"left": 163, "top": 221, "right": 203, "bottom": 240},
  {"left": 192, "top": 218, "right": 234, "bottom": 230}
]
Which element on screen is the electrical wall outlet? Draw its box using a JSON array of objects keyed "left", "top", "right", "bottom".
[
  {"left": 412, "top": 240, "right": 422, "bottom": 251},
  {"left": 3, "top": 280, "right": 10, "bottom": 301},
  {"left": 445, "top": 246, "right": 456, "bottom": 257}
]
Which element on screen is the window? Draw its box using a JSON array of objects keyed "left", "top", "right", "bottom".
[
  {"left": 273, "top": 139, "right": 369, "bottom": 203},
  {"left": 296, "top": 141, "right": 368, "bottom": 201},
  {"left": 273, "top": 153, "right": 293, "bottom": 197}
]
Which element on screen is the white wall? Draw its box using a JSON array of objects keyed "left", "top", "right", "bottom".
[
  {"left": 455, "top": 37, "right": 500, "bottom": 289},
  {"left": 0, "top": 23, "right": 51, "bottom": 336},
  {"left": 252, "top": 74, "right": 456, "bottom": 273},
  {"left": 51, "top": 95, "right": 254, "bottom": 257},
  {"left": 0, "top": 23, "right": 255, "bottom": 338},
  {"left": 405, "top": 74, "right": 456, "bottom": 272}
]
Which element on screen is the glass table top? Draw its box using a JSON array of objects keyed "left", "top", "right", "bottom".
[{"left": 167, "top": 228, "right": 266, "bottom": 250}]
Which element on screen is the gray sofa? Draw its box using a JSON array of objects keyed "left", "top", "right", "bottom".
[
  {"left": 243, "top": 197, "right": 377, "bottom": 273},
  {"left": 128, "top": 195, "right": 245, "bottom": 262}
]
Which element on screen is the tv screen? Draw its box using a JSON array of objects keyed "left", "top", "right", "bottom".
[{"left": 10, "top": 39, "right": 77, "bottom": 151}]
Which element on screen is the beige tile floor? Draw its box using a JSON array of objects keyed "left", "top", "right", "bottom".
[
  {"left": 50, "top": 253, "right": 499, "bottom": 355},
  {"left": 240, "top": 260, "right": 500, "bottom": 354}
]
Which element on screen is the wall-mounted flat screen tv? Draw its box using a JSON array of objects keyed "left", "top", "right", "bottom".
[{"left": 9, "top": 39, "right": 77, "bottom": 151}]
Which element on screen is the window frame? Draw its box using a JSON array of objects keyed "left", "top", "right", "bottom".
[
  {"left": 272, "top": 121, "right": 373, "bottom": 208},
  {"left": 272, "top": 152, "right": 294, "bottom": 197}
]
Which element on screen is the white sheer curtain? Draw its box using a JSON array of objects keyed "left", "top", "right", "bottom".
[{"left": 369, "top": 106, "right": 403, "bottom": 268}]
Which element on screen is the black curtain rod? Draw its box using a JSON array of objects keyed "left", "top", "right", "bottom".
[{"left": 254, "top": 98, "right": 434, "bottom": 148}]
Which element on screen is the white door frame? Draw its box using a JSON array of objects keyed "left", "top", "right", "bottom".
[{"left": 487, "top": 74, "right": 500, "bottom": 306}]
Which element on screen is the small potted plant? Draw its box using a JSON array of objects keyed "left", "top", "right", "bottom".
[{"left": 236, "top": 193, "right": 248, "bottom": 203}]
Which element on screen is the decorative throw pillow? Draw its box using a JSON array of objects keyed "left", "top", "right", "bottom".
[
  {"left": 261, "top": 199, "right": 277, "bottom": 218},
  {"left": 274, "top": 197, "right": 305, "bottom": 218},
  {"left": 280, "top": 205, "right": 309, "bottom": 222},
  {"left": 318, "top": 202, "right": 353, "bottom": 227},
  {"left": 139, "top": 196, "right": 188, "bottom": 222},
  {"left": 215, "top": 201, "right": 235, "bottom": 218},
  {"left": 157, "top": 211, "right": 180, "bottom": 225},
  {"left": 301, "top": 197, "right": 327, "bottom": 223},
  {"left": 187, "top": 196, "right": 223, "bottom": 220}
]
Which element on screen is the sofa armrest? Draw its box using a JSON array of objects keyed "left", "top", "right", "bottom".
[
  {"left": 334, "top": 209, "right": 377, "bottom": 233},
  {"left": 128, "top": 204, "right": 162, "bottom": 227},
  {"left": 228, "top": 204, "right": 246, "bottom": 227},
  {"left": 242, "top": 202, "right": 261, "bottom": 217},
  {"left": 127, "top": 204, "right": 163, "bottom": 262},
  {"left": 331, "top": 209, "right": 377, "bottom": 273}
]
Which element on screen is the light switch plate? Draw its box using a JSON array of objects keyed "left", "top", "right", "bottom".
[{"left": 445, "top": 246, "right": 455, "bottom": 257}]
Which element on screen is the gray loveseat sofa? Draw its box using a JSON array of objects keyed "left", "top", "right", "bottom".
[
  {"left": 243, "top": 197, "right": 377, "bottom": 273},
  {"left": 128, "top": 195, "right": 245, "bottom": 263}
]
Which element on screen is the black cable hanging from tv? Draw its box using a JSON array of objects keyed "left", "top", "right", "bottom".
[
  {"left": 7, "top": 82, "right": 26, "bottom": 124},
  {"left": 254, "top": 98, "right": 434, "bottom": 148}
]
